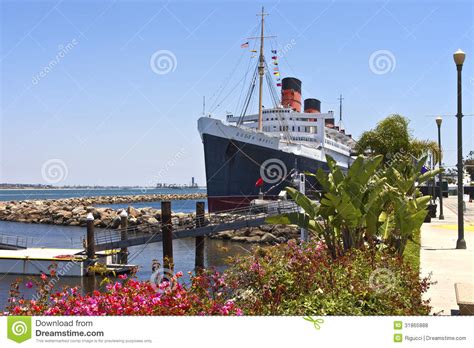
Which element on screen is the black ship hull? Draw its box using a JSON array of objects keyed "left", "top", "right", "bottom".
[{"left": 202, "top": 133, "right": 329, "bottom": 212}]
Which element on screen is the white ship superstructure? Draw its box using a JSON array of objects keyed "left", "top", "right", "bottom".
[{"left": 197, "top": 8, "right": 356, "bottom": 212}]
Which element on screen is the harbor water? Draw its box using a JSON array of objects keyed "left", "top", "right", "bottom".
[{"left": 0, "top": 188, "right": 246, "bottom": 310}]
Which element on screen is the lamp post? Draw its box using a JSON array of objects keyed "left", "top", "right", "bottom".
[
  {"left": 436, "top": 116, "right": 444, "bottom": 220},
  {"left": 453, "top": 49, "right": 466, "bottom": 249}
]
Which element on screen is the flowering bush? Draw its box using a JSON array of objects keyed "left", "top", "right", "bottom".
[
  {"left": 224, "top": 240, "right": 431, "bottom": 315},
  {"left": 5, "top": 241, "right": 430, "bottom": 316},
  {"left": 6, "top": 271, "right": 241, "bottom": 316}
]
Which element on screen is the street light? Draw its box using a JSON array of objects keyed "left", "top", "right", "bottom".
[
  {"left": 453, "top": 49, "right": 466, "bottom": 249},
  {"left": 436, "top": 116, "right": 444, "bottom": 220}
]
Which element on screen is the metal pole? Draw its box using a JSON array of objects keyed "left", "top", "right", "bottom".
[
  {"left": 161, "top": 201, "right": 174, "bottom": 271},
  {"left": 299, "top": 173, "right": 308, "bottom": 242},
  {"left": 437, "top": 123, "right": 444, "bottom": 220},
  {"left": 119, "top": 210, "right": 128, "bottom": 264},
  {"left": 456, "top": 64, "right": 466, "bottom": 249},
  {"left": 257, "top": 7, "right": 265, "bottom": 131},
  {"left": 195, "top": 202, "right": 205, "bottom": 271}
]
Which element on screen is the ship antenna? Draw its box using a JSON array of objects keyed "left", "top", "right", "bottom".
[{"left": 257, "top": 7, "right": 266, "bottom": 132}]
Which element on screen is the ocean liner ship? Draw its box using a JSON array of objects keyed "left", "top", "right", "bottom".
[{"left": 198, "top": 9, "right": 356, "bottom": 212}]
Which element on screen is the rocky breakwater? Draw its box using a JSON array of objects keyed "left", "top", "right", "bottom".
[
  {"left": 0, "top": 193, "right": 206, "bottom": 228},
  {"left": 210, "top": 224, "right": 299, "bottom": 244},
  {"left": 0, "top": 193, "right": 299, "bottom": 243}
]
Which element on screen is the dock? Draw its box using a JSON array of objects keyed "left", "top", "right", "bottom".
[{"left": 0, "top": 199, "right": 297, "bottom": 277}]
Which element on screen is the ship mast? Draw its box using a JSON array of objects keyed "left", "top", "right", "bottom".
[{"left": 257, "top": 7, "right": 266, "bottom": 132}]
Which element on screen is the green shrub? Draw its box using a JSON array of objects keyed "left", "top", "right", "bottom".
[
  {"left": 267, "top": 154, "right": 440, "bottom": 257},
  {"left": 225, "top": 240, "right": 431, "bottom": 315}
]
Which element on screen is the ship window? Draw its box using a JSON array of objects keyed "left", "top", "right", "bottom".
[{"left": 292, "top": 126, "right": 294, "bottom": 131}]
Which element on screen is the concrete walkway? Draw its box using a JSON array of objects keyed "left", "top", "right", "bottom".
[{"left": 420, "top": 196, "right": 474, "bottom": 315}]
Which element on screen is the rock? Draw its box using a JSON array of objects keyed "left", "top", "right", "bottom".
[
  {"left": 260, "top": 232, "right": 278, "bottom": 243},
  {"left": 111, "top": 216, "right": 121, "bottom": 229},
  {"left": 217, "top": 231, "right": 234, "bottom": 239},
  {"left": 127, "top": 206, "right": 139, "bottom": 218},
  {"left": 231, "top": 236, "right": 249, "bottom": 242},
  {"left": 245, "top": 235, "right": 262, "bottom": 243},
  {"left": 56, "top": 210, "right": 72, "bottom": 219},
  {"left": 259, "top": 224, "right": 274, "bottom": 233},
  {"left": 249, "top": 229, "right": 265, "bottom": 237},
  {"left": 72, "top": 206, "right": 85, "bottom": 215},
  {"left": 147, "top": 217, "right": 159, "bottom": 225},
  {"left": 231, "top": 235, "right": 261, "bottom": 243}
]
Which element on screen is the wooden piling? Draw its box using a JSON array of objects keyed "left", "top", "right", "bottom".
[
  {"left": 86, "top": 213, "right": 95, "bottom": 260},
  {"left": 161, "top": 201, "right": 173, "bottom": 271},
  {"left": 119, "top": 210, "right": 128, "bottom": 265},
  {"left": 83, "top": 273, "right": 97, "bottom": 294},
  {"left": 195, "top": 201, "right": 205, "bottom": 271},
  {"left": 85, "top": 213, "right": 95, "bottom": 275}
]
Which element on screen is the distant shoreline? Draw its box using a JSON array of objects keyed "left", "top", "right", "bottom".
[{"left": 0, "top": 187, "right": 206, "bottom": 191}]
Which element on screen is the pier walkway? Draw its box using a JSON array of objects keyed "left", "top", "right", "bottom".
[
  {"left": 420, "top": 196, "right": 474, "bottom": 315},
  {"left": 0, "top": 233, "right": 28, "bottom": 250},
  {"left": 92, "top": 200, "right": 298, "bottom": 252}
]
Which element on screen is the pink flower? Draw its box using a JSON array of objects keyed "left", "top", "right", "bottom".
[{"left": 25, "top": 281, "right": 33, "bottom": 289}]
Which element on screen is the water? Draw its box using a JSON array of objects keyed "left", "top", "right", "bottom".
[
  {"left": 0, "top": 187, "right": 206, "bottom": 202},
  {"left": 0, "top": 220, "right": 251, "bottom": 310},
  {"left": 0, "top": 188, "right": 248, "bottom": 310}
]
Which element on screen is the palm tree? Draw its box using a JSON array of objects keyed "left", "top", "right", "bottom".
[{"left": 356, "top": 114, "right": 440, "bottom": 164}]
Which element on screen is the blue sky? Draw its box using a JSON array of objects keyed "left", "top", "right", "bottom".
[{"left": 1, "top": 0, "right": 473, "bottom": 186}]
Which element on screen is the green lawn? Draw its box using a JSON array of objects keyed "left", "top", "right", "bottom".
[{"left": 403, "top": 227, "right": 421, "bottom": 272}]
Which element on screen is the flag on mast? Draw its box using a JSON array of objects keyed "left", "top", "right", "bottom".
[{"left": 240, "top": 42, "right": 249, "bottom": 48}]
